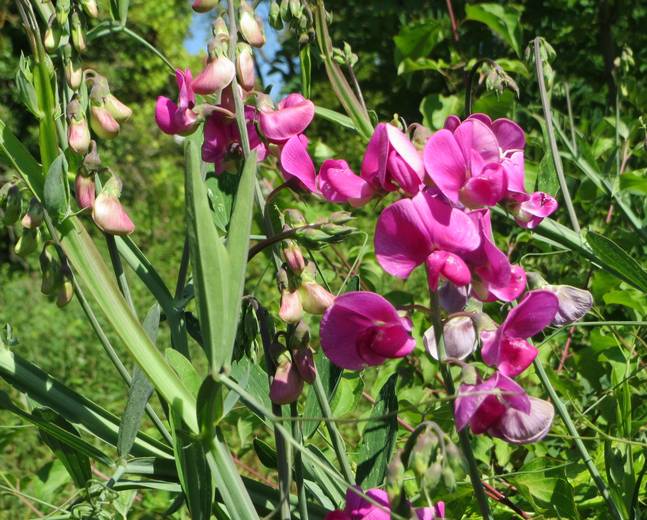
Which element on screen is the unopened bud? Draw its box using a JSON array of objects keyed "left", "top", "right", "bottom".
[
  {"left": 269, "top": 1, "right": 282, "bottom": 29},
  {"left": 298, "top": 282, "right": 335, "bottom": 314},
  {"left": 284, "top": 208, "right": 306, "bottom": 228},
  {"left": 293, "top": 347, "right": 315, "bottom": 383},
  {"left": 236, "top": 43, "right": 256, "bottom": 91},
  {"left": 104, "top": 94, "right": 132, "bottom": 122},
  {"left": 192, "top": 55, "right": 236, "bottom": 95},
  {"left": 255, "top": 92, "right": 274, "bottom": 113},
  {"left": 410, "top": 123, "right": 432, "bottom": 149},
  {"left": 56, "top": 279, "right": 74, "bottom": 307},
  {"left": 56, "top": 0, "right": 71, "bottom": 25},
  {"left": 192, "top": 0, "right": 218, "bottom": 13},
  {"left": 550, "top": 285, "right": 593, "bottom": 326},
  {"left": 212, "top": 17, "right": 230, "bottom": 42},
  {"left": 289, "top": 0, "right": 302, "bottom": 18},
  {"left": 283, "top": 240, "right": 305, "bottom": 274},
  {"left": 411, "top": 432, "right": 436, "bottom": 479},
  {"left": 79, "top": 0, "right": 98, "bottom": 18},
  {"left": 445, "top": 442, "right": 464, "bottom": 471},
  {"left": 438, "top": 281, "right": 469, "bottom": 313},
  {"left": 289, "top": 320, "right": 310, "bottom": 350},
  {"left": 92, "top": 177, "right": 135, "bottom": 235},
  {"left": 15, "top": 228, "right": 40, "bottom": 257},
  {"left": 65, "top": 59, "right": 83, "bottom": 90},
  {"left": 71, "top": 12, "right": 86, "bottom": 53},
  {"left": 2, "top": 184, "right": 22, "bottom": 225},
  {"left": 441, "top": 466, "right": 456, "bottom": 491},
  {"left": 279, "top": 290, "right": 303, "bottom": 323},
  {"left": 386, "top": 450, "right": 406, "bottom": 506},
  {"left": 424, "top": 462, "right": 443, "bottom": 490},
  {"left": 75, "top": 173, "right": 95, "bottom": 210},
  {"left": 68, "top": 117, "right": 91, "bottom": 155},
  {"left": 40, "top": 245, "right": 63, "bottom": 295},
  {"left": 328, "top": 211, "right": 352, "bottom": 224},
  {"left": 239, "top": 1, "right": 265, "bottom": 47},
  {"left": 21, "top": 198, "right": 44, "bottom": 229},
  {"left": 90, "top": 105, "right": 120, "bottom": 139},
  {"left": 83, "top": 140, "right": 102, "bottom": 172},
  {"left": 270, "top": 358, "right": 304, "bottom": 404},
  {"left": 44, "top": 25, "right": 61, "bottom": 53},
  {"left": 423, "top": 316, "right": 476, "bottom": 361}
]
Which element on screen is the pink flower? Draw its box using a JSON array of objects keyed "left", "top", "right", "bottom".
[
  {"left": 269, "top": 358, "right": 304, "bottom": 404},
  {"left": 374, "top": 190, "right": 480, "bottom": 289},
  {"left": 320, "top": 291, "right": 416, "bottom": 370},
  {"left": 259, "top": 93, "right": 315, "bottom": 143},
  {"left": 191, "top": 55, "right": 236, "bottom": 95},
  {"left": 424, "top": 118, "right": 505, "bottom": 207},
  {"left": 481, "top": 290, "right": 559, "bottom": 377},
  {"left": 416, "top": 503, "right": 446, "bottom": 520},
  {"left": 317, "top": 159, "right": 375, "bottom": 207},
  {"left": 155, "top": 69, "right": 199, "bottom": 135},
  {"left": 361, "top": 123, "right": 425, "bottom": 197},
  {"left": 325, "top": 488, "right": 390, "bottom": 520},
  {"left": 278, "top": 134, "right": 317, "bottom": 192},
  {"left": 455, "top": 371, "right": 554, "bottom": 444},
  {"left": 511, "top": 191, "right": 559, "bottom": 229},
  {"left": 462, "top": 209, "right": 526, "bottom": 302}
]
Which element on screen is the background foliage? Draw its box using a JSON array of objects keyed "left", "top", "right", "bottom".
[{"left": 1, "top": 0, "right": 646, "bottom": 517}]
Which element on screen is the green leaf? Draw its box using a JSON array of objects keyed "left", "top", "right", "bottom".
[
  {"left": 394, "top": 19, "right": 449, "bottom": 62},
  {"left": 465, "top": 3, "right": 523, "bottom": 56},
  {"left": 0, "top": 345, "right": 171, "bottom": 459},
  {"left": 166, "top": 348, "right": 202, "bottom": 398},
  {"left": 0, "top": 118, "right": 44, "bottom": 196},
  {"left": 225, "top": 152, "right": 258, "bottom": 371},
  {"left": 587, "top": 231, "right": 647, "bottom": 293},
  {"left": 253, "top": 438, "right": 278, "bottom": 469},
  {"left": 197, "top": 374, "right": 223, "bottom": 440},
  {"left": 356, "top": 373, "right": 398, "bottom": 488},
  {"left": 619, "top": 170, "right": 647, "bottom": 195},
  {"left": 117, "top": 304, "right": 159, "bottom": 459},
  {"left": 205, "top": 173, "right": 237, "bottom": 233},
  {"left": 302, "top": 350, "right": 342, "bottom": 439},
  {"left": 300, "top": 44, "right": 312, "bottom": 98},
  {"left": 184, "top": 137, "right": 231, "bottom": 372},
  {"left": 43, "top": 153, "right": 69, "bottom": 222},
  {"left": 314, "top": 105, "right": 357, "bottom": 131},
  {"left": 118, "top": 0, "right": 129, "bottom": 25},
  {"left": 420, "top": 94, "right": 463, "bottom": 130},
  {"left": 169, "top": 402, "right": 213, "bottom": 520},
  {"left": 537, "top": 152, "right": 560, "bottom": 195}
]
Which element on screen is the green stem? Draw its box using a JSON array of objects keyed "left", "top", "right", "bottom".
[
  {"left": 312, "top": 371, "right": 355, "bottom": 484},
  {"left": 464, "top": 58, "right": 499, "bottom": 117},
  {"left": 105, "top": 234, "right": 136, "bottom": 311},
  {"left": 533, "top": 357, "right": 624, "bottom": 520},
  {"left": 533, "top": 37, "right": 581, "bottom": 235},
  {"left": 291, "top": 402, "right": 309, "bottom": 520},
  {"left": 429, "top": 291, "right": 492, "bottom": 520},
  {"left": 564, "top": 82, "right": 577, "bottom": 154}
]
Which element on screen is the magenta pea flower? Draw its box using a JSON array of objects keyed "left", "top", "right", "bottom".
[
  {"left": 462, "top": 209, "right": 526, "bottom": 302},
  {"left": 416, "top": 503, "right": 446, "bottom": 520},
  {"left": 259, "top": 93, "right": 315, "bottom": 143},
  {"left": 424, "top": 118, "right": 506, "bottom": 207},
  {"left": 361, "top": 123, "right": 425, "bottom": 197},
  {"left": 454, "top": 371, "right": 554, "bottom": 444},
  {"left": 155, "top": 68, "right": 199, "bottom": 136},
  {"left": 481, "top": 290, "right": 559, "bottom": 377},
  {"left": 510, "top": 191, "right": 559, "bottom": 229},
  {"left": 320, "top": 291, "right": 415, "bottom": 370},
  {"left": 325, "top": 488, "right": 445, "bottom": 520},
  {"left": 374, "top": 190, "right": 480, "bottom": 290},
  {"left": 317, "top": 159, "right": 375, "bottom": 207}
]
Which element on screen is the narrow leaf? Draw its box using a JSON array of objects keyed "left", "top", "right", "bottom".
[
  {"left": 184, "top": 137, "right": 230, "bottom": 372},
  {"left": 356, "top": 373, "right": 398, "bottom": 488},
  {"left": 314, "top": 106, "right": 357, "bottom": 131},
  {"left": 587, "top": 232, "right": 647, "bottom": 293},
  {"left": 300, "top": 44, "right": 312, "bottom": 98},
  {"left": 166, "top": 348, "right": 201, "bottom": 397},
  {"left": 43, "top": 153, "right": 69, "bottom": 222}
]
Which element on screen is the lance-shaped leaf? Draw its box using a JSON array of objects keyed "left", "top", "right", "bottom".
[
  {"left": 0, "top": 347, "right": 170, "bottom": 459},
  {"left": 356, "top": 373, "right": 399, "bottom": 488},
  {"left": 118, "top": 304, "right": 159, "bottom": 459},
  {"left": 587, "top": 232, "right": 647, "bottom": 293},
  {"left": 43, "top": 152, "right": 69, "bottom": 223},
  {"left": 184, "top": 137, "right": 231, "bottom": 372}
]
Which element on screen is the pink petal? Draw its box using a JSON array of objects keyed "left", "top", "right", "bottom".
[
  {"left": 425, "top": 250, "right": 471, "bottom": 291},
  {"left": 495, "top": 337, "right": 538, "bottom": 377},
  {"left": 502, "top": 290, "right": 559, "bottom": 339},
  {"left": 317, "top": 159, "right": 375, "bottom": 207},
  {"left": 191, "top": 57, "right": 235, "bottom": 95},
  {"left": 279, "top": 135, "right": 317, "bottom": 192},
  {"left": 386, "top": 150, "right": 423, "bottom": 196},
  {"left": 490, "top": 396, "right": 554, "bottom": 444},
  {"left": 360, "top": 123, "right": 389, "bottom": 188},
  {"left": 488, "top": 264, "right": 527, "bottom": 302},
  {"left": 460, "top": 162, "right": 506, "bottom": 207},
  {"left": 522, "top": 191, "right": 558, "bottom": 218},
  {"left": 420, "top": 191, "right": 481, "bottom": 253},
  {"left": 467, "top": 113, "right": 492, "bottom": 127},
  {"left": 424, "top": 316, "right": 476, "bottom": 361},
  {"left": 496, "top": 373, "right": 531, "bottom": 413},
  {"left": 454, "top": 119, "right": 500, "bottom": 164},
  {"left": 176, "top": 68, "right": 195, "bottom": 109},
  {"left": 465, "top": 209, "right": 511, "bottom": 289},
  {"left": 492, "top": 118, "right": 525, "bottom": 152},
  {"left": 423, "top": 128, "right": 466, "bottom": 202},
  {"left": 345, "top": 488, "right": 390, "bottom": 520},
  {"left": 503, "top": 151, "right": 527, "bottom": 199},
  {"left": 444, "top": 115, "right": 461, "bottom": 131},
  {"left": 385, "top": 123, "right": 425, "bottom": 181},
  {"left": 259, "top": 93, "right": 315, "bottom": 143},
  {"left": 155, "top": 96, "right": 179, "bottom": 134}
]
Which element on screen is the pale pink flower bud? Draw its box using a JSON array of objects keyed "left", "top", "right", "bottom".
[
  {"left": 90, "top": 105, "right": 120, "bottom": 139},
  {"left": 75, "top": 173, "right": 96, "bottom": 210},
  {"left": 239, "top": 1, "right": 265, "bottom": 47},
  {"left": 298, "top": 281, "right": 335, "bottom": 314},
  {"left": 192, "top": 55, "right": 236, "bottom": 95},
  {"left": 80, "top": 0, "right": 98, "bottom": 18},
  {"left": 279, "top": 289, "right": 303, "bottom": 323},
  {"left": 191, "top": 0, "right": 218, "bottom": 13},
  {"left": 236, "top": 43, "right": 255, "bottom": 91},
  {"left": 68, "top": 118, "right": 91, "bottom": 154},
  {"left": 104, "top": 94, "right": 132, "bottom": 122},
  {"left": 92, "top": 177, "right": 134, "bottom": 235},
  {"left": 293, "top": 347, "right": 316, "bottom": 384},
  {"left": 270, "top": 358, "right": 304, "bottom": 404},
  {"left": 21, "top": 198, "right": 44, "bottom": 229},
  {"left": 65, "top": 60, "right": 83, "bottom": 90},
  {"left": 283, "top": 241, "right": 305, "bottom": 275}
]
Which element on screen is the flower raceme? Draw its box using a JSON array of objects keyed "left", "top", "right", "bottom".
[
  {"left": 454, "top": 371, "right": 554, "bottom": 444},
  {"left": 325, "top": 487, "right": 445, "bottom": 520},
  {"left": 320, "top": 291, "right": 416, "bottom": 371}
]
